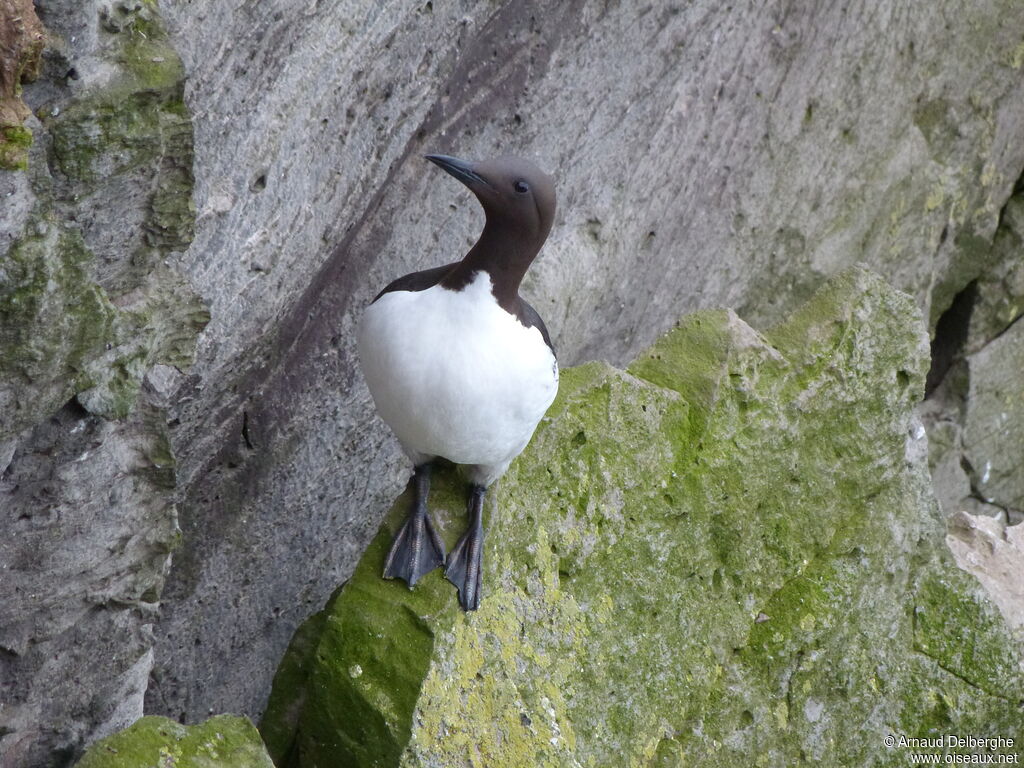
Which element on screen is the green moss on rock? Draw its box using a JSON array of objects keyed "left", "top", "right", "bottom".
[
  {"left": 46, "top": 3, "right": 195, "bottom": 293},
  {"left": 47, "top": 20, "right": 191, "bottom": 210},
  {"left": 0, "top": 122, "right": 33, "bottom": 170},
  {"left": 1, "top": 2, "right": 204, "bottom": 434},
  {"left": 0, "top": 220, "right": 119, "bottom": 434},
  {"left": 74, "top": 715, "right": 275, "bottom": 768},
  {"left": 1, "top": 217, "right": 208, "bottom": 433},
  {"left": 262, "top": 268, "right": 1024, "bottom": 767},
  {"left": 261, "top": 603, "right": 332, "bottom": 766}
]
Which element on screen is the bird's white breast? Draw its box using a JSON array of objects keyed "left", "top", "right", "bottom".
[{"left": 358, "top": 271, "right": 558, "bottom": 479}]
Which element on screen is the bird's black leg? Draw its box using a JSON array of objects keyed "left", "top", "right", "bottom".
[
  {"left": 383, "top": 463, "right": 446, "bottom": 587},
  {"left": 445, "top": 484, "right": 486, "bottom": 611}
]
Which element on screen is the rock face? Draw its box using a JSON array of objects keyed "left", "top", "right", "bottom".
[
  {"left": 3, "top": 0, "right": 1024, "bottom": 764},
  {"left": 0, "top": 2, "right": 205, "bottom": 764},
  {"left": 948, "top": 511, "right": 1024, "bottom": 632},
  {"left": 0, "top": 397, "right": 179, "bottom": 766},
  {"left": 260, "top": 270, "right": 1024, "bottom": 767},
  {"left": 72, "top": 715, "right": 274, "bottom": 768},
  {"left": 922, "top": 190, "right": 1024, "bottom": 526},
  {"left": 963, "top": 320, "right": 1024, "bottom": 514}
]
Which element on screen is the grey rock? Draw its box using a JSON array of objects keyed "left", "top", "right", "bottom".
[
  {"left": 948, "top": 510, "right": 1024, "bottom": 633},
  {"left": 0, "top": 397, "right": 178, "bottom": 766},
  {"left": 922, "top": 417, "right": 969, "bottom": 516},
  {"left": 964, "top": 318, "right": 1024, "bottom": 515},
  {"left": 0, "top": 160, "right": 35, "bottom": 243},
  {"left": 0, "top": 1, "right": 204, "bottom": 765},
  {"left": 920, "top": 373, "right": 973, "bottom": 521},
  {"left": 921, "top": 183, "right": 1024, "bottom": 528},
  {"left": 967, "top": 188, "right": 1024, "bottom": 354}
]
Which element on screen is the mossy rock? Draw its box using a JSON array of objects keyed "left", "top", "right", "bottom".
[
  {"left": 0, "top": 122, "right": 33, "bottom": 170},
  {"left": 0, "top": 217, "right": 208, "bottom": 436},
  {"left": 0, "top": 0, "right": 44, "bottom": 170},
  {"left": 46, "top": 5, "right": 196, "bottom": 289},
  {"left": 0, "top": 4, "right": 204, "bottom": 436},
  {"left": 74, "top": 715, "right": 274, "bottom": 768},
  {"left": 261, "top": 268, "right": 1024, "bottom": 767},
  {"left": 0, "top": 219, "right": 119, "bottom": 435}
]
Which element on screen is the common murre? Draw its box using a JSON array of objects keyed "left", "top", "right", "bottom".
[{"left": 357, "top": 154, "right": 559, "bottom": 611}]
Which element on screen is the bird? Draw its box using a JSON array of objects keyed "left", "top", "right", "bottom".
[{"left": 357, "top": 153, "right": 559, "bottom": 611}]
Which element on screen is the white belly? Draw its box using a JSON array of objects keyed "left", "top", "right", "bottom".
[{"left": 358, "top": 271, "right": 558, "bottom": 481}]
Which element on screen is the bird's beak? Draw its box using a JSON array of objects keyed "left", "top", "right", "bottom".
[{"left": 425, "top": 154, "right": 491, "bottom": 189}]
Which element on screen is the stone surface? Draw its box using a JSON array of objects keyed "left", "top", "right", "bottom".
[
  {"left": 261, "top": 269, "right": 1024, "bottom": 767},
  {"left": 1, "top": 0, "right": 204, "bottom": 439},
  {"left": 963, "top": 299, "right": 1024, "bottom": 517},
  {"left": 0, "top": 394, "right": 179, "bottom": 766},
  {"left": 967, "top": 196, "right": 1024, "bottom": 354},
  {"left": 921, "top": 184, "right": 1024, "bottom": 527},
  {"left": 948, "top": 511, "right": 1024, "bottom": 632},
  {"left": 0, "top": 2, "right": 205, "bottom": 765},
  {"left": 0, "top": 0, "right": 44, "bottom": 170},
  {"left": 73, "top": 715, "right": 275, "bottom": 768}
]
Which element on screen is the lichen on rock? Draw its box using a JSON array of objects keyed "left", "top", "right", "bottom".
[
  {"left": 73, "top": 715, "right": 275, "bottom": 768},
  {"left": 0, "top": 1, "right": 204, "bottom": 437},
  {"left": 43, "top": 2, "right": 196, "bottom": 295},
  {"left": 0, "top": 2, "right": 208, "bottom": 764},
  {"left": 260, "top": 268, "right": 1024, "bottom": 767},
  {"left": 0, "top": 218, "right": 118, "bottom": 431}
]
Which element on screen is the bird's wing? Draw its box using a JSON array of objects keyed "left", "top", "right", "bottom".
[
  {"left": 517, "top": 297, "right": 555, "bottom": 356},
  {"left": 371, "top": 262, "right": 459, "bottom": 303}
]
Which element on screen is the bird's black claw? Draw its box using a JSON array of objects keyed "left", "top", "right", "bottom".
[
  {"left": 383, "top": 508, "right": 446, "bottom": 587},
  {"left": 444, "top": 531, "right": 482, "bottom": 611},
  {"left": 445, "top": 486, "right": 486, "bottom": 611},
  {"left": 383, "top": 465, "right": 444, "bottom": 587}
]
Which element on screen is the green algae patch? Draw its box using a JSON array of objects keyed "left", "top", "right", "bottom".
[
  {"left": 261, "top": 605, "right": 331, "bottom": 766},
  {"left": 913, "top": 569, "right": 1024, "bottom": 702},
  {"left": 0, "top": 220, "right": 120, "bottom": 435},
  {"left": 48, "top": 76, "right": 190, "bottom": 199},
  {"left": 261, "top": 476, "right": 467, "bottom": 767},
  {"left": 0, "top": 223, "right": 116, "bottom": 382},
  {"left": 263, "top": 268, "right": 1024, "bottom": 766},
  {"left": 45, "top": 6, "right": 195, "bottom": 284},
  {"left": 0, "top": 122, "right": 33, "bottom": 170},
  {"left": 0, "top": 220, "right": 207, "bottom": 435},
  {"left": 74, "top": 715, "right": 274, "bottom": 768}
]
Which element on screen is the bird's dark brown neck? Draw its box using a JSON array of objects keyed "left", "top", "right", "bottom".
[{"left": 441, "top": 220, "right": 541, "bottom": 312}]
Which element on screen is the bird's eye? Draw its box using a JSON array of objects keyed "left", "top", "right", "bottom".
[{"left": 514, "top": 180, "right": 530, "bottom": 194}]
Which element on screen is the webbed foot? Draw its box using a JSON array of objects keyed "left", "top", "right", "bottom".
[
  {"left": 383, "top": 464, "right": 446, "bottom": 586},
  {"left": 445, "top": 485, "right": 486, "bottom": 611}
]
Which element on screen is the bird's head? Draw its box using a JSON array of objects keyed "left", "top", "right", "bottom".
[{"left": 425, "top": 154, "right": 556, "bottom": 246}]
